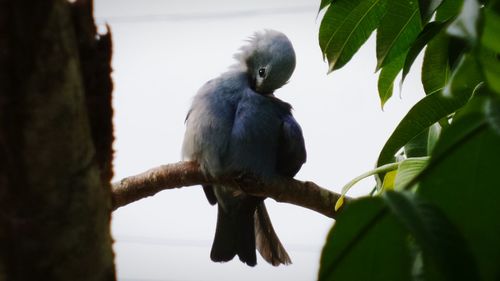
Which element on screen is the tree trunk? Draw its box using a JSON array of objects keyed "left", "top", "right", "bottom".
[{"left": 0, "top": 0, "right": 115, "bottom": 279}]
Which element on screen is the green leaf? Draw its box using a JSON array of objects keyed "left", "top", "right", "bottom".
[
  {"left": 377, "top": 55, "right": 481, "bottom": 170},
  {"left": 376, "top": 0, "right": 422, "bottom": 70},
  {"left": 421, "top": 32, "right": 450, "bottom": 95},
  {"left": 486, "top": 96, "right": 500, "bottom": 135},
  {"left": 381, "top": 169, "right": 398, "bottom": 190},
  {"left": 427, "top": 122, "right": 442, "bottom": 154},
  {"left": 447, "top": 0, "right": 481, "bottom": 45},
  {"left": 420, "top": 0, "right": 464, "bottom": 94},
  {"left": 479, "top": 47, "right": 500, "bottom": 95},
  {"left": 481, "top": 7, "right": 500, "bottom": 52},
  {"left": 376, "top": 92, "right": 468, "bottom": 169},
  {"left": 383, "top": 191, "right": 480, "bottom": 280},
  {"left": 480, "top": 8, "right": 500, "bottom": 96},
  {"left": 393, "top": 157, "right": 428, "bottom": 190},
  {"left": 319, "top": 197, "right": 412, "bottom": 281},
  {"left": 319, "top": 0, "right": 387, "bottom": 72},
  {"left": 442, "top": 54, "right": 483, "bottom": 97},
  {"left": 418, "top": 98, "right": 500, "bottom": 281},
  {"left": 320, "top": 0, "right": 333, "bottom": 11},
  {"left": 402, "top": 20, "right": 450, "bottom": 84},
  {"left": 378, "top": 53, "right": 405, "bottom": 108},
  {"left": 435, "top": 0, "right": 464, "bottom": 21},
  {"left": 404, "top": 129, "right": 429, "bottom": 158},
  {"left": 418, "top": 0, "right": 445, "bottom": 22}
]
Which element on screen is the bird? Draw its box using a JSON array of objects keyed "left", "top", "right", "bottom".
[{"left": 181, "top": 29, "right": 306, "bottom": 267}]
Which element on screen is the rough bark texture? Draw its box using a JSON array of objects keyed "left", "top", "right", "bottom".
[
  {"left": 112, "top": 161, "right": 349, "bottom": 219},
  {"left": 71, "top": 0, "right": 114, "bottom": 184},
  {"left": 0, "top": 0, "right": 115, "bottom": 280}
]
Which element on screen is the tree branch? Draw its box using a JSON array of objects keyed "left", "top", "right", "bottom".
[{"left": 111, "top": 161, "right": 351, "bottom": 219}]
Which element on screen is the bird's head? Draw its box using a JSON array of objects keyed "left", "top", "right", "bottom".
[{"left": 234, "top": 30, "right": 296, "bottom": 95}]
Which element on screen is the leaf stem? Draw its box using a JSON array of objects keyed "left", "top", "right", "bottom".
[
  {"left": 335, "top": 162, "right": 399, "bottom": 210},
  {"left": 342, "top": 162, "right": 400, "bottom": 194}
]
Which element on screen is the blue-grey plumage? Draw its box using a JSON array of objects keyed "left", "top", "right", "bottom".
[{"left": 182, "top": 30, "right": 306, "bottom": 266}]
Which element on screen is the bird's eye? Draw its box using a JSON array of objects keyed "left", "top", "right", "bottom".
[{"left": 258, "top": 68, "right": 266, "bottom": 78}]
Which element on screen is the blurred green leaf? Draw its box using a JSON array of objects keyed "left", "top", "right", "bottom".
[
  {"left": 421, "top": 32, "right": 450, "bottom": 95},
  {"left": 402, "top": 20, "right": 450, "bottom": 84},
  {"left": 492, "top": 0, "right": 500, "bottom": 10},
  {"left": 481, "top": 8, "right": 500, "bottom": 52},
  {"left": 486, "top": 96, "right": 500, "bottom": 135},
  {"left": 418, "top": 98, "right": 500, "bottom": 281},
  {"left": 447, "top": 0, "right": 481, "bottom": 45},
  {"left": 427, "top": 122, "right": 442, "bottom": 154},
  {"left": 429, "top": 100, "right": 486, "bottom": 165},
  {"left": 378, "top": 53, "right": 405, "bottom": 108},
  {"left": 434, "top": 0, "right": 464, "bottom": 21},
  {"left": 377, "top": 55, "right": 481, "bottom": 170},
  {"left": 383, "top": 191, "right": 480, "bottom": 280},
  {"left": 418, "top": 0, "right": 445, "bottom": 22},
  {"left": 404, "top": 129, "right": 429, "bottom": 158},
  {"left": 319, "top": 0, "right": 387, "bottom": 72},
  {"left": 479, "top": 47, "right": 500, "bottom": 95},
  {"left": 393, "top": 157, "right": 428, "bottom": 190},
  {"left": 319, "top": 197, "right": 412, "bottom": 281},
  {"left": 376, "top": 0, "right": 422, "bottom": 70},
  {"left": 448, "top": 37, "right": 469, "bottom": 70},
  {"left": 442, "top": 54, "right": 482, "bottom": 97},
  {"left": 420, "top": 0, "right": 465, "bottom": 94},
  {"left": 479, "top": 8, "right": 500, "bottom": 96}
]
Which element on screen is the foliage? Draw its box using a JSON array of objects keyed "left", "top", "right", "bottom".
[{"left": 318, "top": 0, "right": 500, "bottom": 280}]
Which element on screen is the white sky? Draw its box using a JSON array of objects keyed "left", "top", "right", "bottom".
[{"left": 94, "top": 1, "right": 424, "bottom": 280}]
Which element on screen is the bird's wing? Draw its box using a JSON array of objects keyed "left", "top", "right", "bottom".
[
  {"left": 182, "top": 78, "right": 233, "bottom": 205},
  {"left": 276, "top": 114, "right": 307, "bottom": 177},
  {"left": 202, "top": 185, "right": 217, "bottom": 205}
]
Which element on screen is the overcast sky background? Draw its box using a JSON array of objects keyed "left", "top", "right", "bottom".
[{"left": 94, "top": 1, "right": 424, "bottom": 280}]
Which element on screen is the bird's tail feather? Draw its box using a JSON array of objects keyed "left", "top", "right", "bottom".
[
  {"left": 210, "top": 201, "right": 257, "bottom": 266},
  {"left": 255, "top": 202, "right": 292, "bottom": 266}
]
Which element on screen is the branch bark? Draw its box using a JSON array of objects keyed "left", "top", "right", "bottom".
[{"left": 112, "top": 161, "right": 350, "bottom": 219}]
